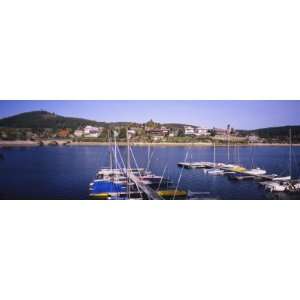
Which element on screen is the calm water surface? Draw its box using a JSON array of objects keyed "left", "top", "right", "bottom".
[{"left": 0, "top": 146, "right": 300, "bottom": 199}]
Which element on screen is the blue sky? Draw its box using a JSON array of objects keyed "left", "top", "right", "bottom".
[{"left": 0, "top": 100, "right": 299, "bottom": 130}]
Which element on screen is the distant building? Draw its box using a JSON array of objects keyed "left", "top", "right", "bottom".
[
  {"left": 57, "top": 128, "right": 70, "bottom": 138},
  {"left": 248, "top": 135, "right": 260, "bottom": 143},
  {"left": 184, "top": 126, "right": 195, "bottom": 135},
  {"left": 160, "top": 126, "right": 169, "bottom": 135},
  {"left": 74, "top": 129, "right": 84, "bottom": 137},
  {"left": 83, "top": 126, "right": 103, "bottom": 138},
  {"left": 84, "top": 126, "right": 98, "bottom": 135},
  {"left": 213, "top": 127, "right": 228, "bottom": 136},
  {"left": 147, "top": 128, "right": 169, "bottom": 137},
  {"left": 128, "top": 129, "right": 136, "bottom": 134},
  {"left": 194, "top": 127, "right": 210, "bottom": 136},
  {"left": 127, "top": 129, "right": 136, "bottom": 138}
]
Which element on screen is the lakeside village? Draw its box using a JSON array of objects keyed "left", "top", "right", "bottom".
[{"left": 0, "top": 120, "right": 265, "bottom": 145}]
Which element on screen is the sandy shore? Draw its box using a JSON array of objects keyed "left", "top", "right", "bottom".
[{"left": 1, "top": 140, "right": 300, "bottom": 147}]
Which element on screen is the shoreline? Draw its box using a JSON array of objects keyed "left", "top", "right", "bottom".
[{"left": 1, "top": 140, "right": 300, "bottom": 147}]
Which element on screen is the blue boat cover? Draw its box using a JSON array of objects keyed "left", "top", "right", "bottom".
[{"left": 90, "top": 181, "right": 126, "bottom": 194}]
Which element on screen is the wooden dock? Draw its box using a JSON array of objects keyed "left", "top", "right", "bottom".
[{"left": 127, "top": 172, "right": 164, "bottom": 200}]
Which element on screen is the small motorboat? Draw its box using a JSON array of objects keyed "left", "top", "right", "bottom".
[
  {"left": 272, "top": 176, "right": 291, "bottom": 181},
  {"left": 245, "top": 168, "right": 267, "bottom": 176},
  {"left": 207, "top": 168, "right": 224, "bottom": 175}
]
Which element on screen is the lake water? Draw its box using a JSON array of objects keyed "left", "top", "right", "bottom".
[{"left": 0, "top": 145, "right": 300, "bottom": 200}]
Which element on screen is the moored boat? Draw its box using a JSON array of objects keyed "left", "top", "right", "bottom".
[
  {"left": 207, "top": 168, "right": 224, "bottom": 175},
  {"left": 157, "top": 189, "right": 187, "bottom": 199},
  {"left": 245, "top": 168, "right": 267, "bottom": 176}
]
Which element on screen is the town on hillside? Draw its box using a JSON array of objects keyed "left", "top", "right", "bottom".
[{"left": 0, "top": 118, "right": 264, "bottom": 144}]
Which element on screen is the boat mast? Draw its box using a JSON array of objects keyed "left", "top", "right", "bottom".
[
  {"left": 213, "top": 142, "right": 216, "bottom": 166},
  {"left": 227, "top": 133, "right": 230, "bottom": 162},
  {"left": 127, "top": 128, "right": 131, "bottom": 199},
  {"left": 108, "top": 129, "right": 113, "bottom": 171},
  {"left": 147, "top": 144, "right": 150, "bottom": 170},
  {"left": 233, "top": 143, "right": 237, "bottom": 164},
  {"left": 251, "top": 143, "right": 254, "bottom": 169},
  {"left": 289, "top": 128, "right": 292, "bottom": 179},
  {"left": 114, "top": 130, "right": 118, "bottom": 170}
]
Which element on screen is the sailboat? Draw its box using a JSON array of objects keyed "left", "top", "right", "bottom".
[
  {"left": 206, "top": 143, "right": 224, "bottom": 175},
  {"left": 244, "top": 143, "right": 267, "bottom": 175},
  {"left": 89, "top": 129, "right": 187, "bottom": 199},
  {"left": 264, "top": 128, "right": 294, "bottom": 192}
]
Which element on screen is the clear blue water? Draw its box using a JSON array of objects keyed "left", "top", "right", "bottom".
[{"left": 0, "top": 145, "right": 300, "bottom": 199}]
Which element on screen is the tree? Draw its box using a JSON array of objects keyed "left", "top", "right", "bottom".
[
  {"left": 210, "top": 129, "right": 216, "bottom": 137},
  {"left": 178, "top": 128, "right": 185, "bottom": 137},
  {"left": 119, "top": 127, "right": 127, "bottom": 139}
]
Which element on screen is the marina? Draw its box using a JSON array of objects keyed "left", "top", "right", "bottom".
[
  {"left": 176, "top": 130, "right": 300, "bottom": 195},
  {"left": 88, "top": 134, "right": 188, "bottom": 200},
  {"left": 0, "top": 144, "right": 300, "bottom": 200}
]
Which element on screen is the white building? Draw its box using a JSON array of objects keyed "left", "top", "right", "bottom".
[
  {"left": 83, "top": 126, "right": 103, "bottom": 137},
  {"left": 127, "top": 129, "right": 136, "bottom": 138},
  {"left": 194, "top": 127, "right": 210, "bottom": 136},
  {"left": 160, "top": 126, "right": 169, "bottom": 135},
  {"left": 74, "top": 129, "right": 84, "bottom": 137},
  {"left": 248, "top": 135, "right": 260, "bottom": 143},
  {"left": 184, "top": 126, "right": 195, "bottom": 135},
  {"left": 128, "top": 129, "right": 136, "bottom": 135},
  {"left": 84, "top": 126, "right": 98, "bottom": 135}
]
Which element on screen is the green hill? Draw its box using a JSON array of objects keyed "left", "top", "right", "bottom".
[
  {"left": 0, "top": 111, "right": 107, "bottom": 130},
  {"left": 0, "top": 111, "right": 194, "bottom": 130},
  {"left": 239, "top": 126, "right": 300, "bottom": 142}
]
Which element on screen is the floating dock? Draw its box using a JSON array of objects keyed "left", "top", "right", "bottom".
[{"left": 178, "top": 161, "right": 280, "bottom": 182}]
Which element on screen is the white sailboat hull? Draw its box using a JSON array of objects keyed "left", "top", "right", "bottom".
[{"left": 273, "top": 176, "right": 291, "bottom": 181}]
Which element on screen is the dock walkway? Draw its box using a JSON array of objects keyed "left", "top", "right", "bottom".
[{"left": 127, "top": 172, "right": 164, "bottom": 200}]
